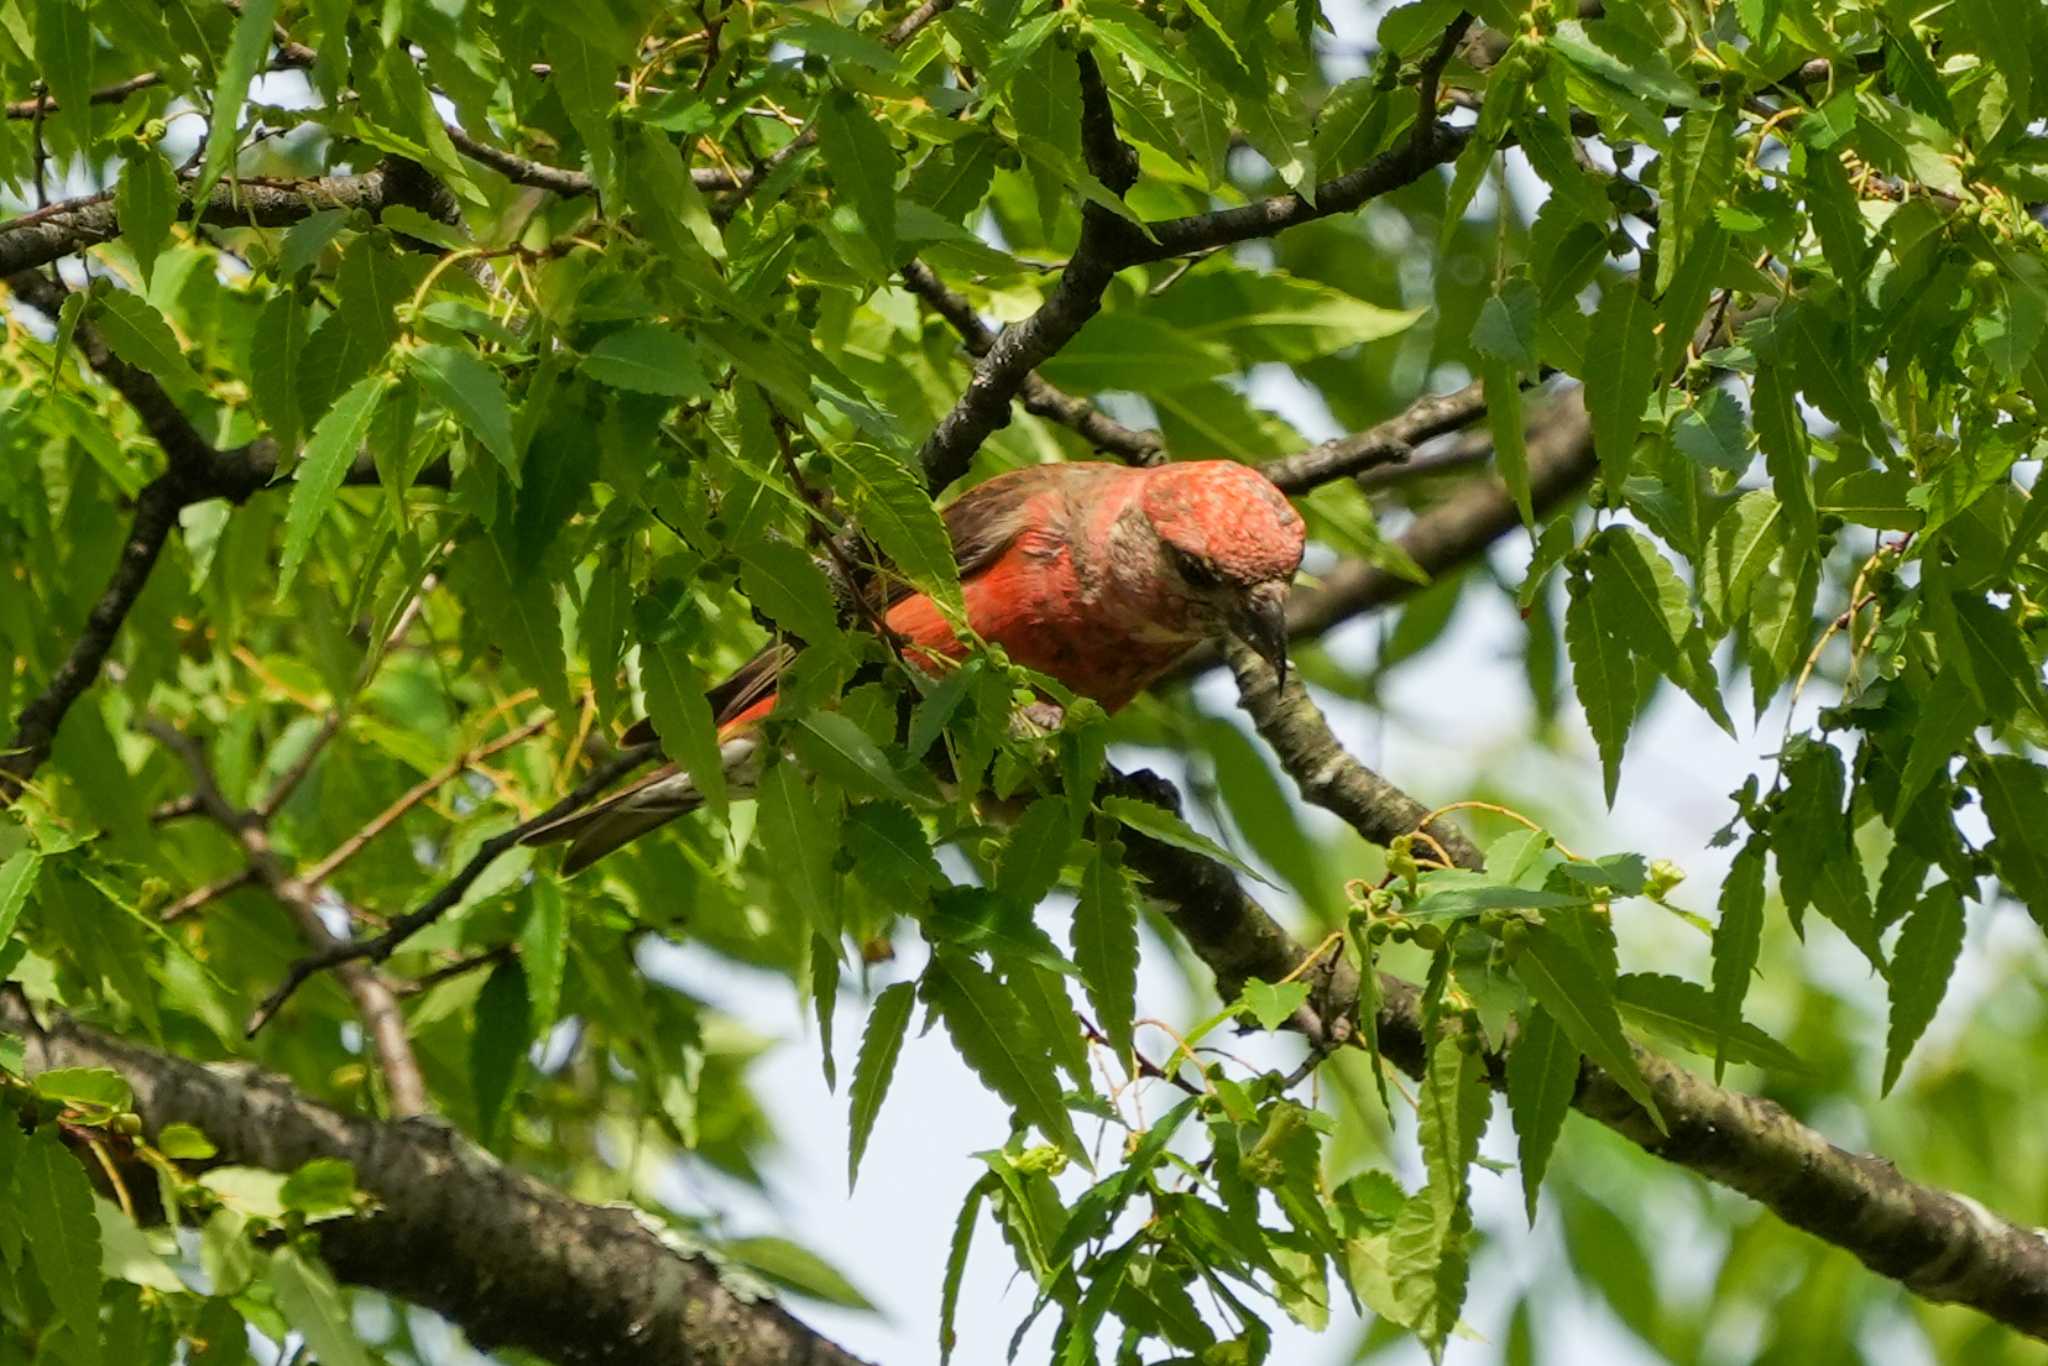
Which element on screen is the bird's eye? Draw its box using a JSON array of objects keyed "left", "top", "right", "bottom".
[{"left": 1172, "top": 547, "right": 1222, "bottom": 588}]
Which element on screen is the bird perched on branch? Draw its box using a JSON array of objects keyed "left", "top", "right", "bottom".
[{"left": 524, "top": 459, "right": 1306, "bottom": 872}]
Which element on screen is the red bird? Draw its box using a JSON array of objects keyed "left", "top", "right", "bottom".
[{"left": 525, "top": 459, "right": 1306, "bottom": 872}]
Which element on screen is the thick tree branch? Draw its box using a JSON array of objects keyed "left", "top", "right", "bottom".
[
  {"left": 0, "top": 169, "right": 398, "bottom": 278},
  {"left": 7, "top": 1003, "right": 873, "bottom": 1366}
]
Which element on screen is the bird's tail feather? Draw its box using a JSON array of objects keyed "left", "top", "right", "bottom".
[{"left": 521, "top": 736, "right": 759, "bottom": 873}]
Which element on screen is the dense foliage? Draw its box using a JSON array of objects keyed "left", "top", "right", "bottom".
[{"left": 3, "top": 0, "right": 2047, "bottom": 1362}]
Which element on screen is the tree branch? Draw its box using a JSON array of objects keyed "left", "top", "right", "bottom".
[
  {"left": 1261, "top": 377, "right": 1489, "bottom": 494},
  {"left": 247, "top": 742, "right": 661, "bottom": 1035},
  {"left": 0, "top": 169, "right": 399, "bottom": 278},
  {"left": 900, "top": 257, "right": 1164, "bottom": 465},
  {"left": 7, "top": 1002, "right": 874, "bottom": 1366},
  {"left": 139, "top": 717, "right": 431, "bottom": 1118}
]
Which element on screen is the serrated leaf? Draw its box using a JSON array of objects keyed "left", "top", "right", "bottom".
[
  {"left": 756, "top": 760, "right": 841, "bottom": 937},
  {"left": 793, "top": 711, "right": 922, "bottom": 805},
  {"left": 721, "top": 1236, "right": 875, "bottom": 1310},
  {"left": 833, "top": 444, "right": 962, "bottom": 617},
  {"left": 1656, "top": 105, "right": 1735, "bottom": 293},
  {"left": 409, "top": 344, "right": 520, "bottom": 476},
  {"left": 190, "top": 0, "right": 279, "bottom": 202},
  {"left": 1976, "top": 755, "right": 2048, "bottom": 933},
  {"left": 92, "top": 289, "right": 195, "bottom": 390},
  {"left": 0, "top": 848, "right": 41, "bottom": 943},
  {"left": 116, "top": 146, "right": 178, "bottom": 286},
  {"left": 279, "top": 372, "right": 389, "bottom": 595},
  {"left": 939, "top": 1176, "right": 993, "bottom": 1364},
  {"left": 1583, "top": 283, "right": 1658, "bottom": 493},
  {"left": 997, "top": 796, "right": 1073, "bottom": 908},
  {"left": 520, "top": 881, "right": 567, "bottom": 1039},
  {"left": 1514, "top": 919, "right": 1663, "bottom": 1131},
  {"left": 1100, "top": 794, "right": 1274, "bottom": 886},
  {"left": 580, "top": 325, "right": 713, "bottom": 399},
  {"left": 269, "top": 1246, "right": 372, "bottom": 1366},
  {"left": 23, "top": 1129, "right": 101, "bottom": 1362},
  {"left": 1505, "top": 1004, "right": 1576, "bottom": 1223},
  {"left": 1711, "top": 836, "right": 1767, "bottom": 1082},
  {"left": 1882, "top": 882, "right": 1966, "bottom": 1094},
  {"left": 845, "top": 799, "right": 945, "bottom": 902},
  {"left": 1774, "top": 741, "right": 1883, "bottom": 969},
  {"left": 1072, "top": 839, "right": 1138, "bottom": 1064},
  {"left": 1564, "top": 569, "right": 1638, "bottom": 804},
  {"left": 32, "top": 1066, "right": 131, "bottom": 1111},
  {"left": 470, "top": 957, "right": 530, "bottom": 1145},
  {"left": 847, "top": 980, "right": 916, "bottom": 1191},
  {"left": 1702, "top": 489, "right": 1782, "bottom": 632},
  {"left": 33, "top": 0, "right": 93, "bottom": 135},
  {"left": 1615, "top": 973, "right": 1806, "bottom": 1073},
  {"left": 279, "top": 1157, "right": 357, "bottom": 1218},
  {"left": 250, "top": 288, "right": 308, "bottom": 452},
  {"left": 640, "top": 645, "right": 727, "bottom": 820},
  {"left": 736, "top": 539, "right": 842, "bottom": 645},
  {"left": 1238, "top": 976, "right": 1311, "bottom": 1031},
  {"left": 924, "top": 952, "right": 1087, "bottom": 1167},
  {"left": 820, "top": 89, "right": 899, "bottom": 267}
]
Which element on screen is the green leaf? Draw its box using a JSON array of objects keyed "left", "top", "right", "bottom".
[
  {"left": 1505, "top": 1004, "right": 1576, "bottom": 1223},
  {"left": 736, "top": 539, "right": 842, "bottom": 645},
  {"left": 1583, "top": 282, "right": 1658, "bottom": 493},
  {"left": 923, "top": 952, "right": 1087, "bottom": 1167},
  {"left": 1774, "top": 740, "right": 1883, "bottom": 970},
  {"left": 0, "top": 848, "right": 41, "bottom": 944},
  {"left": 845, "top": 799, "right": 946, "bottom": 902},
  {"left": 1564, "top": 568, "right": 1638, "bottom": 804},
  {"left": 22, "top": 1130, "right": 102, "bottom": 1364},
  {"left": 756, "top": 760, "right": 842, "bottom": 937},
  {"left": 33, "top": 0, "right": 94, "bottom": 135},
  {"left": 1882, "top": 882, "right": 1966, "bottom": 1094},
  {"left": 580, "top": 324, "right": 713, "bottom": 399},
  {"left": 1472, "top": 276, "right": 1541, "bottom": 371},
  {"left": 1710, "top": 836, "right": 1768, "bottom": 1082},
  {"left": 32, "top": 1066, "right": 132, "bottom": 1112},
  {"left": 1701, "top": 489, "right": 1782, "bottom": 632},
  {"left": 1950, "top": 594, "right": 2048, "bottom": 726},
  {"left": 269, "top": 1245, "right": 373, "bottom": 1366},
  {"left": 279, "top": 372, "right": 390, "bottom": 595},
  {"left": 1514, "top": 919, "right": 1663, "bottom": 1131},
  {"left": 470, "top": 957, "right": 530, "bottom": 1145},
  {"left": 1655, "top": 105, "right": 1735, "bottom": 293},
  {"left": 190, "top": 0, "right": 278, "bottom": 202},
  {"left": 1976, "top": 755, "right": 2048, "bottom": 933},
  {"left": 1036, "top": 311, "right": 1235, "bottom": 393},
  {"left": 939, "top": 1176, "right": 993, "bottom": 1365},
  {"left": 250, "top": 288, "right": 308, "bottom": 452},
  {"left": 520, "top": 881, "right": 568, "bottom": 1038},
  {"left": 1100, "top": 794, "right": 1275, "bottom": 886},
  {"left": 1238, "top": 976, "right": 1311, "bottom": 1031},
  {"left": 720, "top": 1236, "right": 875, "bottom": 1310},
  {"left": 280, "top": 1157, "right": 357, "bottom": 1218},
  {"left": 462, "top": 537, "right": 573, "bottom": 720},
  {"left": 1483, "top": 358, "right": 1532, "bottom": 527},
  {"left": 1614, "top": 973, "right": 1806, "bottom": 1073},
  {"left": 92, "top": 289, "right": 195, "bottom": 391},
  {"left": 847, "top": 980, "right": 916, "bottom": 1191},
  {"left": 116, "top": 146, "right": 179, "bottom": 286},
  {"left": 997, "top": 796, "right": 1073, "bottom": 908},
  {"left": 640, "top": 645, "right": 727, "bottom": 820},
  {"left": 820, "top": 89, "right": 899, "bottom": 268},
  {"left": 409, "top": 344, "right": 520, "bottom": 477},
  {"left": 792, "top": 711, "right": 921, "bottom": 805},
  {"left": 1072, "top": 837, "right": 1138, "bottom": 1063},
  {"left": 832, "top": 444, "right": 962, "bottom": 617}
]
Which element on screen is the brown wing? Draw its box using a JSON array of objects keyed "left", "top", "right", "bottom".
[{"left": 619, "top": 462, "right": 1116, "bottom": 749}]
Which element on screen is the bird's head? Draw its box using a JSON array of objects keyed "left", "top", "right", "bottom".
[{"left": 1139, "top": 461, "right": 1307, "bottom": 686}]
